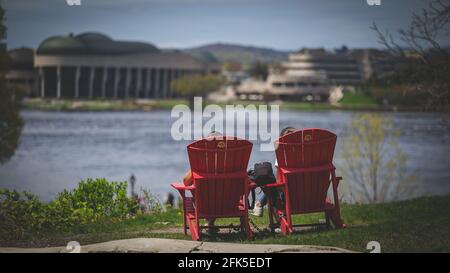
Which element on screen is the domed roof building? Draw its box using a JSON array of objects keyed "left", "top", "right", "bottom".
[
  {"left": 37, "top": 36, "right": 87, "bottom": 55},
  {"left": 37, "top": 32, "right": 159, "bottom": 56},
  {"left": 6, "top": 47, "right": 38, "bottom": 96},
  {"left": 75, "top": 32, "right": 112, "bottom": 42},
  {"left": 35, "top": 32, "right": 218, "bottom": 98},
  {"left": 9, "top": 47, "right": 35, "bottom": 69}
]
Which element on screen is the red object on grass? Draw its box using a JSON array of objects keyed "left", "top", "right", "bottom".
[
  {"left": 171, "top": 137, "right": 254, "bottom": 241},
  {"left": 268, "top": 128, "right": 346, "bottom": 235}
]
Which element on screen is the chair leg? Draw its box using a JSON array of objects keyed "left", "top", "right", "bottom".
[
  {"left": 182, "top": 206, "right": 188, "bottom": 236},
  {"left": 280, "top": 216, "right": 289, "bottom": 236},
  {"left": 273, "top": 204, "right": 291, "bottom": 235},
  {"left": 242, "top": 214, "right": 253, "bottom": 240},
  {"left": 324, "top": 197, "right": 332, "bottom": 228},
  {"left": 279, "top": 211, "right": 292, "bottom": 235},
  {"left": 325, "top": 209, "right": 346, "bottom": 229},
  {"left": 329, "top": 171, "right": 346, "bottom": 229},
  {"left": 278, "top": 197, "right": 292, "bottom": 236},
  {"left": 179, "top": 191, "right": 189, "bottom": 237},
  {"left": 282, "top": 193, "right": 293, "bottom": 235},
  {"left": 266, "top": 193, "right": 275, "bottom": 231},
  {"left": 183, "top": 214, "right": 188, "bottom": 236},
  {"left": 188, "top": 217, "right": 200, "bottom": 241}
]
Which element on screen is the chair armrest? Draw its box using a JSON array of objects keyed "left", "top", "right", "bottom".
[
  {"left": 261, "top": 182, "right": 286, "bottom": 188},
  {"left": 170, "top": 182, "right": 195, "bottom": 191},
  {"left": 333, "top": 176, "right": 343, "bottom": 186},
  {"left": 248, "top": 181, "right": 257, "bottom": 189}
]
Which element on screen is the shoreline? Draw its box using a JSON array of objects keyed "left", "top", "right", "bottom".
[{"left": 20, "top": 98, "right": 446, "bottom": 113}]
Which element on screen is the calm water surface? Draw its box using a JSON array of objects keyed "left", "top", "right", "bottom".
[{"left": 0, "top": 110, "right": 449, "bottom": 201}]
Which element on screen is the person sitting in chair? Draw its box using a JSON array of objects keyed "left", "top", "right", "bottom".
[
  {"left": 182, "top": 131, "right": 223, "bottom": 233},
  {"left": 250, "top": 127, "right": 297, "bottom": 218}
]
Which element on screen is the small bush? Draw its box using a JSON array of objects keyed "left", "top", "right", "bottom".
[
  {"left": 0, "top": 178, "right": 140, "bottom": 240},
  {"left": 0, "top": 189, "right": 45, "bottom": 239},
  {"left": 138, "top": 187, "right": 163, "bottom": 214},
  {"left": 340, "top": 114, "right": 417, "bottom": 203},
  {"left": 68, "top": 178, "right": 138, "bottom": 218}
]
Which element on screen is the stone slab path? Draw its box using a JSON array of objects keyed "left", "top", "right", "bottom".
[{"left": 0, "top": 238, "right": 354, "bottom": 253}]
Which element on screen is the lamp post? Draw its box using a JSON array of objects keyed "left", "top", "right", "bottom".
[{"left": 130, "top": 174, "right": 136, "bottom": 198}]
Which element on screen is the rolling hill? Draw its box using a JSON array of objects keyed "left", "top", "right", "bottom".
[{"left": 184, "top": 42, "right": 292, "bottom": 64}]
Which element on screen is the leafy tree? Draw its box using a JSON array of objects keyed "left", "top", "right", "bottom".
[
  {"left": 340, "top": 114, "right": 417, "bottom": 203},
  {"left": 372, "top": 0, "right": 450, "bottom": 109},
  {"left": 171, "top": 74, "right": 223, "bottom": 107},
  {"left": 247, "top": 61, "right": 268, "bottom": 80},
  {"left": 0, "top": 5, "right": 24, "bottom": 164}
]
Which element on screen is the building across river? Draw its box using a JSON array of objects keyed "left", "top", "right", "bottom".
[
  {"left": 8, "top": 32, "right": 218, "bottom": 99},
  {"left": 6, "top": 47, "right": 38, "bottom": 96},
  {"left": 7, "top": 34, "right": 395, "bottom": 101},
  {"left": 237, "top": 47, "right": 395, "bottom": 101}
]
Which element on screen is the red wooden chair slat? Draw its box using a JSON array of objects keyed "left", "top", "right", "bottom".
[
  {"left": 171, "top": 137, "right": 253, "bottom": 240},
  {"left": 272, "top": 128, "right": 346, "bottom": 235}
]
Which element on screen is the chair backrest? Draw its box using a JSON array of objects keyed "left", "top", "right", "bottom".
[
  {"left": 188, "top": 137, "right": 252, "bottom": 217},
  {"left": 275, "top": 129, "right": 337, "bottom": 213}
]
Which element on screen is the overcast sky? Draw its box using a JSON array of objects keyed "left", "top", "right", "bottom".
[{"left": 2, "top": 0, "right": 443, "bottom": 50}]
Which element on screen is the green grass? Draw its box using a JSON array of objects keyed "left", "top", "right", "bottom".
[
  {"left": 283, "top": 91, "right": 378, "bottom": 111},
  {"left": 281, "top": 102, "right": 338, "bottom": 111},
  {"left": 3, "top": 195, "right": 449, "bottom": 252},
  {"left": 20, "top": 93, "right": 442, "bottom": 113},
  {"left": 21, "top": 98, "right": 190, "bottom": 112},
  {"left": 22, "top": 95, "right": 383, "bottom": 113},
  {"left": 153, "top": 99, "right": 189, "bottom": 109},
  {"left": 281, "top": 92, "right": 383, "bottom": 111},
  {"left": 339, "top": 92, "right": 377, "bottom": 107}
]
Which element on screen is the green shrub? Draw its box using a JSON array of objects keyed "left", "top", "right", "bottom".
[
  {"left": 0, "top": 178, "right": 140, "bottom": 240},
  {"left": 0, "top": 189, "right": 45, "bottom": 239},
  {"left": 340, "top": 114, "right": 417, "bottom": 203},
  {"left": 68, "top": 178, "right": 137, "bottom": 218},
  {"left": 139, "top": 187, "right": 163, "bottom": 214}
]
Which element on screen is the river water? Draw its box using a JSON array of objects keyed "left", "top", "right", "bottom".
[{"left": 0, "top": 110, "right": 449, "bottom": 202}]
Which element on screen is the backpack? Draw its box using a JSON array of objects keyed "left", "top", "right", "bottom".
[{"left": 247, "top": 162, "right": 276, "bottom": 209}]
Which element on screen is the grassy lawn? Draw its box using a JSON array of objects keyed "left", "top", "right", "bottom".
[
  {"left": 22, "top": 95, "right": 383, "bottom": 112},
  {"left": 339, "top": 92, "right": 377, "bottom": 107},
  {"left": 281, "top": 102, "right": 338, "bottom": 111},
  {"left": 4, "top": 195, "right": 449, "bottom": 253},
  {"left": 20, "top": 95, "right": 441, "bottom": 113},
  {"left": 282, "top": 92, "right": 378, "bottom": 111},
  {"left": 21, "top": 98, "right": 190, "bottom": 111}
]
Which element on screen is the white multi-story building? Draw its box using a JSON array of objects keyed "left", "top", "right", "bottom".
[
  {"left": 237, "top": 47, "right": 395, "bottom": 101},
  {"left": 281, "top": 48, "right": 363, "bottom": 85}
]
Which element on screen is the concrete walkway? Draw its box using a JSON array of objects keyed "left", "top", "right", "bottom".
[{"left": 0, "top": 238, "right": 354, "bottom": 253}]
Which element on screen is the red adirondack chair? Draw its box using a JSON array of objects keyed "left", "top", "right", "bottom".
[
  {"left": 265, "top": 128, "right": 346, "bottom": 235},
  {"left": 171, "top": 137, "right": 254, "bottom": 241}
]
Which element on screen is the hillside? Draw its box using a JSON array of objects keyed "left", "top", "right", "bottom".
[{"left": 184, "top": 42, "right": 291, "bottom": 64}]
